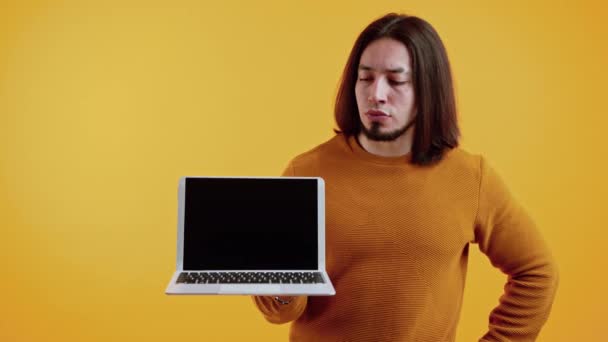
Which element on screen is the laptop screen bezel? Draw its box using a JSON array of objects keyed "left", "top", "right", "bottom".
[{"left": 174, "top": 176, "right": 326, "bottom": 272}]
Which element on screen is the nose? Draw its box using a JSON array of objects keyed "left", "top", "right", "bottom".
[{"left": 368, "top": 78, "right": 388, "bottom": 104}]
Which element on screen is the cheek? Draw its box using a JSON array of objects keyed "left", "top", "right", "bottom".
[
  {"left": 354, "top": 86, "right": 366, "bottom": 108},
  {"left": 354, "top": 85, "right": 363, "bottom": 98},
  {"left": 395, "top": 91, "right": 415, "bottom": 107}
]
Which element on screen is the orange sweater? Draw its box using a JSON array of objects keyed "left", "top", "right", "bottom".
[{"left": 253, "top": 134, "right": 558, "bottom": 341}]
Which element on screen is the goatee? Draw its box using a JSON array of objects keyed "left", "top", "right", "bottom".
[{"left": 361, "top": 119, "right": 415, "bottom": 142}]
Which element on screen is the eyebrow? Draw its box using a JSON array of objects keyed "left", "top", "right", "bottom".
[{"left": 358, "top": 65, "right": 410, "bottom": 74}]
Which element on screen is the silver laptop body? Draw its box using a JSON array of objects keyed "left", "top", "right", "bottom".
[{"left": 165, "top": 176, "right": 336, "bottom": 296}]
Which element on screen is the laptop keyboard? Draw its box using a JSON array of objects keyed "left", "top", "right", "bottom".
[{"left": 176, "top": 271, "right": 325, "bottom": 284}]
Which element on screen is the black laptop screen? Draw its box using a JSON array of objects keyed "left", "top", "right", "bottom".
[{"left": 183, "top": 178, "right": 319, "bottom": 270}]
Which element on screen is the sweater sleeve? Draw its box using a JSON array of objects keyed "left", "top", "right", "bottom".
[
  {"left": 250, "top": 159, "right": 309, "bottom": 324},
  {"left": 474, "top": 156, "right": 559, "bottom": 342}
]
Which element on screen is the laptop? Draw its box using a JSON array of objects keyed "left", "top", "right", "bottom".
[{"left": 165, "top": 176, "right": 336, "bottom": 296}]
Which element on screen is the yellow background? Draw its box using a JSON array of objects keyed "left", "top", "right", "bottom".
[{"left": 1, "top": 0, "right": 605, "bottom": 341}]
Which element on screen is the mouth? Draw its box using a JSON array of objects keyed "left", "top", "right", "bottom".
[{"left": 365, "top": 109, "right": 391, "bottom": 121}]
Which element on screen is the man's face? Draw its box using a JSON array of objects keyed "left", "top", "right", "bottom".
[{"left": 355, "top": 37, "right": 416, "bottom": 141}]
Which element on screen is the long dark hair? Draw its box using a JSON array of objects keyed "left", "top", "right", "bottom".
[{"left": 334, "top": 13, "right": 460, "bottom": 166}]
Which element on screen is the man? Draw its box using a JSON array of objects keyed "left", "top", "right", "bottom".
[{"left": 253, "top": 13, "right": 558, "bottom": 341}]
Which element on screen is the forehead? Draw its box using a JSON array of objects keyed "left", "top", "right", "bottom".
[{"left": 359, "top": 38, "right": 411, "bottom": 71}]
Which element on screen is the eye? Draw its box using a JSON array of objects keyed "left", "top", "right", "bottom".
[
  {"left": 389, "top": 80, "right": 408, "bottom": 86},
  {"left": 358, "top": 77, "right": 372, "bottom": 82}
]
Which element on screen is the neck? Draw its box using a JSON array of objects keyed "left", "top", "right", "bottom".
[{"left": 357, "top": 129, "right": 414, "bottom": 157}]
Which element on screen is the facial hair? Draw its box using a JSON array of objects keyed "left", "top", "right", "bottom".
[{"left": 360, "top": 116, "right": 416, "bottom": 142}]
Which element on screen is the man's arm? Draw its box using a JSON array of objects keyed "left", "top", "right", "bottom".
[
  {"left": 251, "top": 296, "right": 308, "bottom": 324},
  {"left": 474, "top": 156, "right": 559, "bottom": 342}
]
